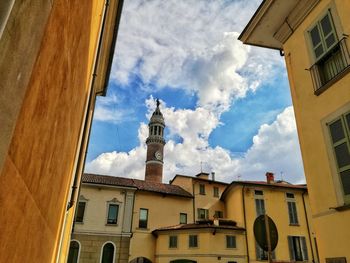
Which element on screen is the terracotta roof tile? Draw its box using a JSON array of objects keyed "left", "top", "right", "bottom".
[{"left": 82, "top": 173, "right": 192, "bottom": 198}]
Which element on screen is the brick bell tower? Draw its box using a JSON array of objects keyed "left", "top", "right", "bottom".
[{"left": 145, "top": 99, "right": 165, "bottom": 183}]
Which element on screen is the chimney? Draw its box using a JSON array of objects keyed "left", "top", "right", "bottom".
[
  {"left": 266, "top": 172, "right": 274, "bottom": 184},
  {"left": 211, "top": 172, "right": 215, "bottom": 181}
]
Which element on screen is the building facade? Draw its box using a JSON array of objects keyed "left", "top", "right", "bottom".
[
  {"left": 0, "top": 1, "right": 124, "bottom": 262},
  {"left": 239, "top": 0, "right": 350, "bottom": 262},
  {"left": 69, "top": 103, "right": 315, "bottom": 263}
]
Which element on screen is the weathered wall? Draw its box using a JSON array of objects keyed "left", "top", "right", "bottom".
[{"left": 0, "top": 0, "right": 106, "bottom": 262}]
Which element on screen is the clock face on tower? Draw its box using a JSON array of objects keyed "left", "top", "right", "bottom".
[{"left": 154, "top": 151, "right": 162, "bottom": 160}]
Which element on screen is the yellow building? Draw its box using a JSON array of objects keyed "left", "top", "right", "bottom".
[
  {"left": 0, "top": 1, "right": 123, "bottom": 262},
  {"left": 222, "top": 173, "right": 317, "bottom": 263},
  {"left": 69, "top": 174, "right": 136, "bottom": 263},
  {"left": 239, "top": 0, "right": 350, "bottom": 262}
]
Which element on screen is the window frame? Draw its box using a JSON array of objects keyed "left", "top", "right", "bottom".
[
  {"left": 327, "top": 111, "right": 350, "bottom": 203},
  {"left": 226, "top": 235, "right": 236, "bottom": 249},
  {"left": 169, "top": 235, "right": 178, "bottom": 249},
  {"left": 106, "top": 203, "right": 119, "bottom": 225},
  {"left": 100, "top": 241, "right": 116, "bottom": 263},
  {"left": 138, "top": 208, "right": 149, "bottom": 229},
  {"left": 254, "top": 190, "right": 265, "bottom": 216},
  {"left": 199, "top": 184, "right": 206, "bottom": 195},
  {"left": 288, "top": 236, "right": 308, "bottom": 261},
  {"left": 180, "top": 213, "right": 187, "bottom": 224},
  {"left": 197, "top": 208, "right": 209, "bottom": 220},
  {"left": 75, "top": 201, "right": 86, "bottom": 223},
  {"left": 67, "top": 240, "right": 81, "bottom": 263},
  {"left": 286, "top": 193, "right": 299, "bottom": 225},
  {"left": 213, "top": 186, "right": 219, "bottom": 197},
  {"left": 214, "top": 210, "right": 223, "bottom": 218},
  {"left": 189, "top": 235, "right": 198, "bottom": 248}
]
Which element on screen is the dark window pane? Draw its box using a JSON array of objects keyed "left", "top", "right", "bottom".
[
  {"left": 286, "top": 193, "right": 295, "bottom": 198},
  {"left": 76, "top": 202, "right": 85, "bottom": 222},
  {"left": 340, "top": 169, "right": 350, "bottom": 195},
  {"left": 310, "top": 26, "right": 322, "bottom": 47},
  {"left": 139, "top": 209, "right": 148, "bottom": 228},
  {"left": 321, "top": 15, "right": 332, "bottom": 36},
  {"left": 189, "top": 235, "right": 198, "bottom": 247},
  {"left": 325, "top": 34, "right": 336, "bottom": 48},
  {"left": 107, "top": 204, "right": 118, "bottom": 224},
  {"left": 169, "top": 236, "right": 177, "bottom": 248},
  {"left": 102, "top": 243, "right": 114, "bottom": 263},
  {"left": 255, "top": 190, "right": 263, "bottom": 195},
  {"left": 330, "top": 119, "right": 345, "bottom": 143},
  {"left": 334, "top": 143, "right": 350, "bottom": 168},
  {"left": 315, "top": 45, "right": 324, "bottom": 58},
  {"left": 67, "top": 241, "right": 79, "bottom": 263},
  {"left": 226, "top": 236, "right": 236, "bottom": 248}
]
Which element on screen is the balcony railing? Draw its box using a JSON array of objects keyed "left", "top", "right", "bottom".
[{"left": 310, "top": 37, "right": 350, "bottom": 94}]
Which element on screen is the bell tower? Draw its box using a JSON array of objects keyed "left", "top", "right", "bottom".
[{"left": 145, "top": 99, "right": 165, "bottom": 183}]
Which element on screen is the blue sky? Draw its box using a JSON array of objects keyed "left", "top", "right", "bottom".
[{"left": 85, "top": 0, "right": 305, "bottom": 184}]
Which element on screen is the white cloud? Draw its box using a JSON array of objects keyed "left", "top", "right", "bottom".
[
  {"left": 86, "top": 102, "right": 305, "bottom": 184},
  {"left": 111, "top": 0, "right": 284, "bottom": 114}
]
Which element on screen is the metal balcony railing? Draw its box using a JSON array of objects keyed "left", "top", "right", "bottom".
[{"left": 310, "top": 37, "right": 350, "bottom": 94}]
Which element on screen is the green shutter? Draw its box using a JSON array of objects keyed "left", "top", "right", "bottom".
[
  {"left": 309, "top": 11, "right": 338, "bottom": 60},
  {"left": 288, "top": 236, "right": 295, "bottom": 261},
  {"left": 301, "top": 237, "right": 309, "bottom": 260}
]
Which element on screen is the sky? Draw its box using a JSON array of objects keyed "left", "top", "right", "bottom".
[{"left": 85, "top": 0, "right": 305, "bottom": 184}]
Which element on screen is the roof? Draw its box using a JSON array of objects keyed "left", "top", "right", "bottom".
[
  {"left": 170, "top": 174, "right": 228, "bottom": 185},
  {"left": 152, "top": 221, "right": 245, "bottom": 236},
  {"left": 221, "top": 180, "right": 307, "bottom": 200},
  {"left": 238, "top": 0, "right": 319, "bottom": 49},
  {"left": 82, "top": 173, "right": 193, "bottom": 198}
]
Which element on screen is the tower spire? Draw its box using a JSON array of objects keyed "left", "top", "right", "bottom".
[{"left": 144, "top": 99, "right": 166, "bottom": 183}]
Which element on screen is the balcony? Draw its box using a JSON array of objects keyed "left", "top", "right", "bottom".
[{"left": 310, "top": 37, "right": 350, "bottom": 95}]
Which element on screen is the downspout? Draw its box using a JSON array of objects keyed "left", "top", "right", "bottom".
[
  {"left": 302, "top": 191, "right": 315, "bottom": 263},
  {"left": 192, "top": 182, "right": 196, "bottom": 223},
  {"left": 242, "top": 185, "right": 249, "bottom": 263}
]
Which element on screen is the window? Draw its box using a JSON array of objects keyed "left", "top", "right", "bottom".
[
  {"left": 329, "top": 112, "right": 350, "bottom": 202},
  {"left": 199, "top": 184, "right": 205, "bottom": 195},
  {"left": 213, "top": 187, "right": 219, "bottom": 197},
  {"left": 180, "top": 213, "right": 187, "bottom": 224},
  {"left": 226, "top": 236, "right": 236, "bottom": 248},
  {"left": 101, "top": 242, "right": 115, "bottom": 263},
  {"left": 197, "top": 208, "right": 209, "bottom": 220},
  {"left": 288, "top": 236, "right": 308, "bottom": 261},
  {"left": 255, "top": 190, "right": 265, "bottom": 216},
  {"left": 75, "top": 202, "right": 86, "bottom": 223},
  {"left": 308, "top": 11, "right": 350, "bottom": 92},
  {"left": 107, "top": 204, "right": 119, "bottom": 225},
  {"left": 189, "top": 235, "right": 198, "bottom": 248},
  {"left": 286, "top": 193, "right": 299, "bottom": 225},
  {"left": 67, "top": 240, "right": 80, "bottom": 263},
  {"left": 169, "top": 236, "right": 178, "bottom": 248},
  {"left": 139, "top": 208, "right": 148, "bottom": 228},
  {"left": 256, "top": 242, "right": 268, "bottom": 261},
  {"left": 214, "top": 211, "right": 223, "bottom": 218}
]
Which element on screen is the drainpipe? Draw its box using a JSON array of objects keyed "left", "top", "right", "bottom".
[
  {"left": 242, "top": 185, "right": 249, "bottom": 263},
  {"left": 192, "top": 182, "right": 196, "bottom": 223},
  {"left": 302, "top": 191, "right": 315, "bottom": 263}
]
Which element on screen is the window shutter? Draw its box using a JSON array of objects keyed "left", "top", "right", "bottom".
[
  {"left": 288, "top": 236, "right": 295, "bottom": 261},
  {"left": 301, "top": 237, "right": 309, "bottom": 260}
]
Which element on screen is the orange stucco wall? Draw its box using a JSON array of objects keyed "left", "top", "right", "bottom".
[{"left": 0, "top": 1, "right": 106, "bottom": 262}]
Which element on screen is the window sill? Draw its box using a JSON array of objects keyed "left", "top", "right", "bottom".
[
  {"left": 330, "top": 203, "right": 350, "bottom": 211},
  {"left": 289, "top": 223, "right": 300, "bottom": 226},
  {"left": 105, "top": 223, "right": 118, "bottom": 226},
  {"left": 136, "top": 227, "right": 149, "bottom": 231}
]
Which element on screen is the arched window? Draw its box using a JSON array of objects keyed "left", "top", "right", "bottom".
[
  {"left": 101, "top": 242, "right": 115, "bottom": 263},
  {"left": 129, "top": 257, "right": 152, "bottom": 263},
  {"left": 67, "top": 240, "right": 80, "bottom": 263}
]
